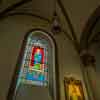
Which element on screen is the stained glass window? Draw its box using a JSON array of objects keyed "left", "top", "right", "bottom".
[
  {"left": 16, "top": 31, "right": 49, "bottom": 89},
  {"left": 7, "top": 29, "right": 58, "bottom": 100}
]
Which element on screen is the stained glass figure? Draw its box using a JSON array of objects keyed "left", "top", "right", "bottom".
[
  {"left": 25, "top": 46, "right": 48, "bottom": 83},
  {"left": 30, "top": 47, "right": 44, "bottom": 70}
]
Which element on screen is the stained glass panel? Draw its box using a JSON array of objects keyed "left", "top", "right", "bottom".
[
  {"left": 30, "top": 47, "right": 44, "bottom": 70},
  {"left": 17, "top": 37, "right": 48, "bottom": 87}
]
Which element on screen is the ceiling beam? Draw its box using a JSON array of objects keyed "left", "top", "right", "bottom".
[
  {"left": 0, "top": 12, "right": 50, "bottom": 23},
  {"left": 0, "top": 0, "right": 32, "bottom": 17},
  {"left": 57, "top": 0, "right": 80, "bottom": 53},
  {"left": 80, "top": 6, "right": 100, "bottom": 50}
]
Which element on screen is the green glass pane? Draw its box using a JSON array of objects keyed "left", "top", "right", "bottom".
[{"left": 34, "top": 64, "right": 41, "bottom": 70}]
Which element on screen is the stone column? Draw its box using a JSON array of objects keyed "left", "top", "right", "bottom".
[{"left": 80, "top": 50, "right": 97, "bottom": 100}]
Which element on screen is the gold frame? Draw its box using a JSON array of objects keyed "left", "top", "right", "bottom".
[{"left": 64, "top": 77, "right": 85, "bottom": 100}]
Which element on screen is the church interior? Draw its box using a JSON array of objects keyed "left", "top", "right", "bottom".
[{"left": 0, "top": 0, "right": 100, "bottom": 100}]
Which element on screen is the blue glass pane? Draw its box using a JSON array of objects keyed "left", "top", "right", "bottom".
[
  {"left": 26, "top": 70, "right": 47, "bottom": 81},
  {"left": 34, "top": 53, "right": 42, "bottom": 64}
]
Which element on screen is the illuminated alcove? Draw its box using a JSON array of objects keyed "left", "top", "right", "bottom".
[{"left": 7, "top": 29, "right": 58, "bottom": 100}]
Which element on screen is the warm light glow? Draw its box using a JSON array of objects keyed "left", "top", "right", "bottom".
[
  {"left": 69, "top": 84, "right": 81, "bottom": 97},
  {"left": 68, "top": 81, "right": 83, "bottom": 100},
  {"left": 37, "top": 49, "right": 40, "bottom": 53}
]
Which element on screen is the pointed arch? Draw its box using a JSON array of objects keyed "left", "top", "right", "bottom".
[
  {"left": 7, "top": 29, "right": 58, "bottom": 100},
  {"left": 80, "top": 6, "right": 100, "bottom": 50}
]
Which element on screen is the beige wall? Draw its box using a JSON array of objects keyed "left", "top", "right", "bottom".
[
  {"left": 55, "top": 33, "right": 88, "bottom": 100},
  {"left": 0, "top": 15, "right": 88, "bottom": 100}
]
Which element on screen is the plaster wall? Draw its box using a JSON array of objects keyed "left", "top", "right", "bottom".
[{"left": 0, "top": 15, "right": 88, "bottom": 100}]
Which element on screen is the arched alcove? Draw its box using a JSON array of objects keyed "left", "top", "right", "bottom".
[
  {"left": 80, "top": 6, "right": 100, "bottom": 100},
  {"left": 80, "top": 6, "right": 100, "bottom": 50},
  {"left": 7, "top": 29, "right": 58, "bottom": 100}
]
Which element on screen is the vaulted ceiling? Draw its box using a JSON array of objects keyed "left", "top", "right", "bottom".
[
  {"left": 0, "top": 0, "right": 100, "bottom": 31},
  {"left": 0, "top": 0, "right": 100, "bottom": 52}
]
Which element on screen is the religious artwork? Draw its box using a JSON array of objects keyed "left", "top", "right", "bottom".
[
  {"left": 64, "top": 77, "right": 85, "bottom": 100},
  {"left": 30, "top": 47, "right": 44, "bottom": 70},
  {"left": 26, "top": 47, "right": 48, "bottom": 82},
  {"left": 16, "top": 36, "right": 48, "bottom": 87},
  {"left": 22, "top": 46, "right": 48, "bottom": 86},
  {"left": 7, "top": 30, "right": 57, "bottom": 100}
]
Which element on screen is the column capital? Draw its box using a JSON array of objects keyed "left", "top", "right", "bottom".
[{"left": 80, "top": 50, "right": 96, "bottom": 67}]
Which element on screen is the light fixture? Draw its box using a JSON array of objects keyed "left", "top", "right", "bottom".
[{"left": 51, "top": 12, "right": 61, "bottom": 34}]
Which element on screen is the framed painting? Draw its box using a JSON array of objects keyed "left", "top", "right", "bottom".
[{"left": 64, "top": 77, "right": 85, "bottom": 100}]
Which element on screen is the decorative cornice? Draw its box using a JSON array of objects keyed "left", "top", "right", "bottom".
[{"left": 80, "top": 50, "right": 96, "bottom": 67}]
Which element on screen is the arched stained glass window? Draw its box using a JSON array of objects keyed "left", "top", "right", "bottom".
[
  {"left": 8, "top": 29, "right": 57, "bottom": 100},
  {"left": 17, "top": 33, "right": 48, "bottom": 87}
]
